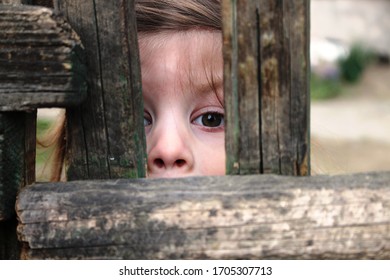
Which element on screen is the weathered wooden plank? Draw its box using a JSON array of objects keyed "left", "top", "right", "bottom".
[
  {"left": 0, "top": 5, "right": 86, "bottom": 111},
  {"left": 223, "top": 0, "right": 261, "bottom": 175},
  {"left": 16, "top": 172, "right": 390, "bottom": 259},
  {"left": 279, "top": 0, "right": 310, "bottom": 176},
  {"left": 55, "top": 0, "right": 146, "bottom": 180},
  {"left": 223, "top": 0, "right": 310, "bottom": 175}
]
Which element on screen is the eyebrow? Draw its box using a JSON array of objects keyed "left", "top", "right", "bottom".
[
  {"left": 191, "top": 75, "right": 224, "bottom": 104},
  {"left": 197, "top": 75, "right": 222, "bottom": 93}
]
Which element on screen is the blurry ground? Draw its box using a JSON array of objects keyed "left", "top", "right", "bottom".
[{"left": 311, "top": 64, "right": 390, "bottom": 174}]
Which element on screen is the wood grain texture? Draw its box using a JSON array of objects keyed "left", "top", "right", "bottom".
[
  {"left": 16, "top": 172, "right": 390, "bottom": 259},
  {"left": 223, "top": 0, "right": 310, "bottom": 176},
  {"left": 0, "top": 5, "right": 86, "bottom": 111},
  {"left": 223, "top": 0, "right": 261, "bottom": 175},
  {"left": 55, "top": 0, "right": 146, "bottom": 180}
]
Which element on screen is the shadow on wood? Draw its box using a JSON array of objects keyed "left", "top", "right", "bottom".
[{"left": 0, "top": 219, "right": 20, "bottom": 259}]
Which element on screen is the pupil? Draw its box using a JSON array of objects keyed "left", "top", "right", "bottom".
[{"left": 202, "top": 113, "right": 221, "bottom": 127}]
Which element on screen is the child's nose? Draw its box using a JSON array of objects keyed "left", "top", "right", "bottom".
[{"left": 147, "top": 123, "right": 195, "bottom": 177}]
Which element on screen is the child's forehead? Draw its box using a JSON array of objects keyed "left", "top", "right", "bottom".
[
  {"left": 140, "top": 31, "right": 223, "bottom": 103},
  {"left": 139, "top": 30, "right": 223, "bottom": 90},
  {"left": 138, "top": 30, "right": 222, "bottom": 67}
]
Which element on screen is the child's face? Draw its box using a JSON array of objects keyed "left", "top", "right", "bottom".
[{"left": 140, "top": 30, "right": 225, "bottom": 178}]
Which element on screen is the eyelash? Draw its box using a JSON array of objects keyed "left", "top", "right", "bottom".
[
  {"left": 144, "top": 112, "right": 152, "bottom": 127},
  {"left": 143, "top": 110, "right": 225, "bottom": 132},
  {"left": 192, "top": 111, "right": 225, "bottom": 131}
]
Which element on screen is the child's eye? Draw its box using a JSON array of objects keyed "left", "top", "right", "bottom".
[
  {"left": 144, "top": 118, "right": 151, "bottom": 126},
  {"left": 193, "top": 112, "right": 224, "bottom": 128},
  {"left": 144, "top": 112, "right": 152, "bottom": 127}
]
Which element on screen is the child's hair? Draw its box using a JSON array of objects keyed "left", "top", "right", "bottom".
[
  {"left": 40, "top": 0, "right": 222, "bottom": 181},
  {"left": 37, "top": 110, "right": 66, "bottom": 181},
  {"left": 135, "top": 0, "right": 221, "bottom": 33}
]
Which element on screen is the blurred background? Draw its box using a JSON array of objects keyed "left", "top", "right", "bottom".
[
  {"left": 36, "top": 0, "right": 390, "bottom": 179},
  {"left": 310, "top": 0, "right": 390, "bottom": 174}
]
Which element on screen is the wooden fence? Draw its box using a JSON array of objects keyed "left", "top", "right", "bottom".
[
  {"left": 17, "top": 172, "right": 390, "bottom": 259},
  {"left": 1, "top": 0, "right": 389, "bottom": 259}
]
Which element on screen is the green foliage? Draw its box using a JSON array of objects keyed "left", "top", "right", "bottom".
[
  {"left": 310, "top": 73, "right": 342, "bottom": 100},
  {"left": 311, "top": 44, "right": 374, "bottom": 100},
  {"left": 338, "top": 45, "right": 373, "bottom": 83}
]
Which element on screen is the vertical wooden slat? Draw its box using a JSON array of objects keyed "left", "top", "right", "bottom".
[
  {"left": 55, "top": 0, "right": 146, "bottom": 180},
  {"left": 289, "top": 0, "right": 310, "bottom": 176},
  {"left": 223, "top": 0, "right": 310, "bottom": 176},
  {"left": 0, "top": 112, "right": 35, "bottom": 220},
  {"left": 24, "top": 111, "right": 36, "bottom": 185},
  {"left": 55, "top": 0, "right": 109, "bottom": 180},
  {"left": 223, "top": 0, "right": 261, "bottom": 175},
  {"left": 0, "top": 113, "right": 25, "bottom": 221},
  {"left": 222, "top": 0, "right": 239, "bottom": 174}
]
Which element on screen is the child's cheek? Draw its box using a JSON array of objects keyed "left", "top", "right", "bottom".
[{"left": 194, "top": 131, "right": 226, "bottom": 175}]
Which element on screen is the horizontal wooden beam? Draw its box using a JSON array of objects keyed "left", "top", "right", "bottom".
[
  {"left": 0, "top": 4, "right": 86, "bottom": 111},
  {"left": 16, "top": 172, "right": 390, "bottom": 259}
]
